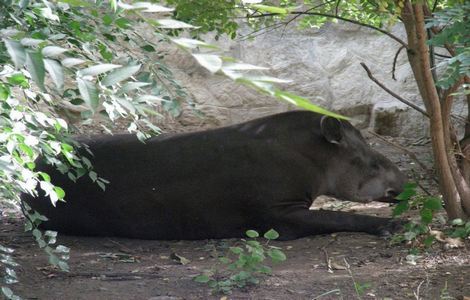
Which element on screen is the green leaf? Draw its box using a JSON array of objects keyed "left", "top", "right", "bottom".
[
  {"left": 53, "top": 186, "right": 65, "bottom": 199},
  {"left": 274, "top": 90, "right": 348, "bottom": 120},
  {"left": 58, "top": 0, "right": 92, "bottom": 6},
  {"left": 89, "top": 171, "right": 97, "bottom": 182},
  {"left": 392, "top": 200, "right": 409, "bottom": 216},
  {"left": 230, "top": 247, "right": 243, "bottom": 255},
  {"left": 4, "top": 39, "right": 26, "bottom": 69},
  {"left": 194, "top": 274, "right": 210, "bottom": 283},
  {"left": 141, "top": 45, "right": 155, "bottom": 52},
  {"left": 219, "top": 257, "right": 231, "bottom": 264},
  {"left": 115, "top": 17, "right": 132, "bottom": 29},
  {"left": 423, "top": 197, "right": 443, "bottom": 211},
  {"left": 404, "top": 231, "right": 417, "bottom": 241},
  {"left": 423, "top": 235, "right": 435, "bottom": 247},
  {"left": 223, "top": 62, "right": 269, "bottom": 71},
  {"left": 250, "top": 4, "right": 289, "bottom": 14},
  {"left": 19, "top": 143, "right": 33, "bottom": 158},
  {"left": 451, "top": 218, "right": 465, "bottom": 226},
  {"left": 62, "top": 58, "right": 86, "bottom": 68},
  {"left": 1, "top": 287, "right": 14, "bottom": 299},
  {"left": 0, "top": 84, "right": 10, "bottom": 100},
  {"left": 7, "top": 73, "right": 29, "bottom": 87},
  {"left": 172, "top": 38, "right": 218, "bottom": 50},
  {"left": 268, "top": 249, "right": 286, "bottom": 262},
  {"left": 42, "top": 46, "right": 68, "bottom": 58},
  {"left": 263, "top": 229, "right": 280, "bottom": 240},
  {"left": 117, "top": 82, "right": 151, "bottom": 94},
  {"left": 25, "top": 50, "right": 46, "bottom": 91},
  {"left": 246, "top": 230, "right": 259, "bottom": 238},
  {"left": 79, "top": 64, "right": 121, "bottom": 76},
  {"left": 58, "top": 260, "right": 70, "bottom": 272},
  {"left": 420, "top": 208, "right": 433, "bottom": 225},
  {"left": 156, "top": 19, "right": 195, "bottom": 29},
  {"left": 119, "top": 2, "right": 174, "bottom": 12},
  {"left": 259, "top": 265, "right": 272, "bottom": 274},
  {"left": 101, "top": 64, "right": 141, "bottom": 86},
  {"left": 396, "top": 189, "right": 416, "bottom": 201},
  {"left": 77, "top": 77, "right": 99, "bottom": 111},
  {"left": 246, "top": 240, "right": 261, "bottom": 247},
  {"left": 192, "top": 54, "right": 222, "bottom": 73},
  {"left": 44, "top": 59, "right": 64, "bottom": 91}
]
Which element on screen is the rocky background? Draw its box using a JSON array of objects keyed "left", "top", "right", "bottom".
[{"left": 159, "top": 22, "right": 465, "bottom": 138}]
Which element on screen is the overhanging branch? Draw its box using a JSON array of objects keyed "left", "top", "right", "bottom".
[
  {"left": 360, "top": 62, "right": 429, "bottom": 117},
  {"left": 247, "top": 11, "right": 409, "bottom": 49}
]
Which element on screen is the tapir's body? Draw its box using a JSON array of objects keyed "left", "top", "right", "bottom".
[{"left": 22, "top": 111, "right": 406, "bottom": 240}]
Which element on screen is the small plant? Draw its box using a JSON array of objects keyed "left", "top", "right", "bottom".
[
  {"left": 195, "top": 229, "right": 286, "bottom": 294},
  {"left": 448, "top": 218, "right": 470, "bottom": 239},
  {"left": 0, "top": 244, "right": 20, "bottom": 300},
  {"left": 391, "top": 183, "right": 443, "bottom": 249}
]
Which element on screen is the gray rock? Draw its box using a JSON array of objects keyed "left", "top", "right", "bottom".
[{"left": 158, "top": 21, "right": 464, "bottom": 138}]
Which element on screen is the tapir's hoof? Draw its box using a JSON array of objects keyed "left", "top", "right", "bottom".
[{"left": 378, "top": 218, "right": 405, "bottom": 237}]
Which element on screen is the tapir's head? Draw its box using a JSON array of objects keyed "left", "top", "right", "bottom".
[{"left": 318, "top": 116, "right": 406, "bottom": 203}]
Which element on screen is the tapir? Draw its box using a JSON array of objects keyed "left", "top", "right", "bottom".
[{"left": 22, "top": 111, "right": 406, "bottom": 240}]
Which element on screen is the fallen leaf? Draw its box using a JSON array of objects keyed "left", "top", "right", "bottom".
[
  {"left": 430, "top": 230, "right": 446, "bottom": 242},
  {"left": 171, "top": 252, "right": 191, "bottom": 265},
  {"left": 444, "top": 237, "right": 464, "bottom": 249},
  {"left": 330, "top": 261, "right": 347, "bottom": 270}
]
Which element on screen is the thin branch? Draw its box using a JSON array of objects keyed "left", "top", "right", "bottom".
[
  {"left": 368, "top": 131, "right": 437, "bottom": 184},
  {"left": 392, "top": 45, "right": 406, "bottom": 80},
  {"left": 360, "top": 62, "right": 429, "bottom": 117},
  {"left": 335, "top": 0, "right": 341, "bottom": 16},
  {"left": 290, "top": 11, "right": 409, "bottom": 49},
  {"left": 247, "top": 11, "right": 409, "bottom": 49},
  {"left": 434, "top": 53, "right": 452, "bottom": 59},
  {"left": 432, "top": 0, "right": 439, "bottom": 12},
  {"left": 281, "top": 0, "right": 337, "bottom": 30},
  {"left": 237, "top": 21, "right": 288, "bottom": 41}
]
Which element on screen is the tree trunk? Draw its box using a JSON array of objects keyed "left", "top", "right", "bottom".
[{"left": 401, "top": 2, "right": 467, "bottom": 219}]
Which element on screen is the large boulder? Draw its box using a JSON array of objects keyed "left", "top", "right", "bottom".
[{"left": 160, "top": 22, "right": 460, "bottom": 137}]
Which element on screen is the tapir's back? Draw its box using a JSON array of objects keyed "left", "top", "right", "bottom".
[{"left": 22, "top": 112, "right": 317, "bottom": 239}]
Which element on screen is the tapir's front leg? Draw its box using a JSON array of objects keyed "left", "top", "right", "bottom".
[{"left": 272, "top": 209, "right": 402, "bottom": 240}]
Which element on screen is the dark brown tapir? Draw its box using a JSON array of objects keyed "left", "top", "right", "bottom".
[{"left": 22, "top": 111, "right": 406, "bottom": 240}]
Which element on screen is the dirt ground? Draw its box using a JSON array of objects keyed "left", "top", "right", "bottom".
[{"left": 1, "top": 133, "right": 470, "bottom": 300}]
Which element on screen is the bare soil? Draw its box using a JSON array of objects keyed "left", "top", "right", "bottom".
[{"left": 2, "top": 133, "right": 470, "bottom": 300}]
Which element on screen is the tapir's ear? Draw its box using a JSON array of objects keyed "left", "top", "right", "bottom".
[{"left": 320, "top": 116, "right": 343, "bottom": 144}]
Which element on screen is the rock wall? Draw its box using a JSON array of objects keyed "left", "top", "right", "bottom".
[{"left": 163, "top": 22, "right": 462, "bottom": 138}]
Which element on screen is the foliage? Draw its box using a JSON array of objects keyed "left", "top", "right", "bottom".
[
  {"left": 448, "top": 218, "right": 470, "bottom": 238},
  {"left": 426, "top": 2, "right": 470, "bottom": 91},
  {"left": 165, "top": 0, "right": 239, "bottom": 39},
  {"left": 0, "top": 244, "right": 20, "bottom": 300},
  {"left": 1, "top": 0, "right": 344, "bottom": 297},
  {"left": 194, "top": 229, "right": 286, "bottom": 294},
  {"left": 391, "top": 183, "right": 443, "bottom": 249}
]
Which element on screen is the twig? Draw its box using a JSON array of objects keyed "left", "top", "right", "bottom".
[
  {"left": 413, "top": 279, "right": 425, "bottom": 300},
  {"left": 434, "top": 53, "right": 451, "bottom": 59},
  {"left": 312, "top": 289, "right": 342, "bottom": 299},
  {"left": 367, "top": 131, "right": 438, "bottom": 185},
  {"left": 319, "top": 237, "right": 337, "bottom": 273},
  {"left": 247, "top": 11, "right": 408, "bottom": 49},
  {"left": 361, "top": 62, "right": 429, "bottom": 117},
  {"left": 67, "top": 271, "right": 161, "bottom": 280},
  {"left": 392, "top": 45, "right": 406, "bottom": 81},
  {"left": 343, "top": 258, "right": 363, "bottom": 300},
  {"left": 410, "top": 169, "right": 433, "bottom": 196},
  {"left": 105, "top": 238, "right": 135, "bottom": 254}
]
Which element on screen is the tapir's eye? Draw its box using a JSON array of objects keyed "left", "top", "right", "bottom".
[
  {"left": 350, "top": 157, "right": 364, "bottom": 167},
  {"left": 371, "top": 161, "right": 380, "bottom": 170}
]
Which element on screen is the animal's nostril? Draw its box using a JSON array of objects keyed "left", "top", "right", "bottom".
[{"left": 385, "top": 188, "right": 399, "bottom": 198}]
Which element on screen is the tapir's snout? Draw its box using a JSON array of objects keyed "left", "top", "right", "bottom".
[{"left": 375, "top": 167, "right": 407, "bottom": 204}]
